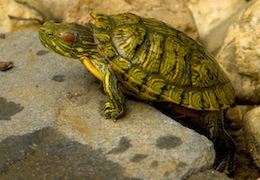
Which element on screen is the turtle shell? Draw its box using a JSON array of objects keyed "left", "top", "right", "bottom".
[{"left": 90, "top": 12, "right": 235, "bottom": 111}]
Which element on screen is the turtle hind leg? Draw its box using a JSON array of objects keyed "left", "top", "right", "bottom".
[{"left": 203, "top": 110, "right": 237, "bottom": 177}]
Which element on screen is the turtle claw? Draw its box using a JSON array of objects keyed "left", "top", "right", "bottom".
[
  {"left": 104, "top": 101, "right": 124, "bottom": 120},
  {"left": 104, "top": 101, "right": 113, "bottom": 110}
]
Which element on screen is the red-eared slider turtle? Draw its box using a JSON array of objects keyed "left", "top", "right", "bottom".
[{"left": 38, "top": 12, "right": 236, "bottom": 176}]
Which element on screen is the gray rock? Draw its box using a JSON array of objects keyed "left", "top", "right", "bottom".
[
  {"left": 0, "top": 128, "right": 130, "bottom": 179},
  {"left": 0, "top": 32, "right": 215, "bottom": 179},
  {"left": 243, "top": 106, "right": 260, "bottom": 168}
]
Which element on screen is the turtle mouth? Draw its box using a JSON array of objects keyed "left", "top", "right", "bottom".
[
  {"left": 38, "top": 29, "right": 50, "bottom": 48},
  {"left": 38, "top": 29, "right": 55, "bottom": 50}
]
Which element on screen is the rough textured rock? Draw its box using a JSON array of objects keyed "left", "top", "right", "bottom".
[
  {"left": 216, "top": 0, "right": 260, "bottom": 104},
  {"left": 0, "top": 0, "right": 71, "bottom": 33},
  {"left": 64, "top": 0, "right": 199, "bottom": 40},
  {"left": 0, "top": 32, "right": 215, "bottom": 179},
  {"left": 243, "top": 106, "right": 260, "bottom": 168}
]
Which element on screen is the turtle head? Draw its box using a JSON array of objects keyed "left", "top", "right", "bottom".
[{"left": 38, "top": 22, "right": 95, "bottom": 58}]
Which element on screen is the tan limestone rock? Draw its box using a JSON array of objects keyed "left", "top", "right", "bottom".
[
  {"left": 243, "top": 106, "right": 260, "bottom": 168},
  {"left": 216, "top": 0, "right": 260, "bottom": 104},
  {"left": 186, "top": 0, "right": 247, "bottom": 40},
  {"left": 0, "top": 0, "right": 71, "bottom": 33},
  {"left": 64, "top": 0, "right": 199, "bottom": 40}
]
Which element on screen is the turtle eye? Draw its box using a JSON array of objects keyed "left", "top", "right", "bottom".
[
  {"left": 45, "top": 30, "right": 53, "bottom": 38},
  {"left": 61, "top": 32, "right": 77, "bottom": 43}
]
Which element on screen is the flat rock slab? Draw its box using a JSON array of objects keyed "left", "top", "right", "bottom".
[{"left": 0, "top": 32, "right": 215, "bottom": 179}]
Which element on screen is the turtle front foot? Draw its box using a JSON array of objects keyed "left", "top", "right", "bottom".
[{"left": 104, "top": 101, "right": 124, "bottom": 120}]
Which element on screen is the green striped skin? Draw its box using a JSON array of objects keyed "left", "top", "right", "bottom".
[{"left": 38, "top": 12, "right": 236, "bottom": 176}]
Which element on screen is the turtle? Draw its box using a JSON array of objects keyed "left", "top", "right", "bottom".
[{"left": 38, "top": 12, "right": 236, "bottom": 176}]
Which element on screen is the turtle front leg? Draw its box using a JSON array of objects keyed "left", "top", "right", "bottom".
[
  {"left": 102, "top": 70, "right": 126, "bottom": 120},
  {"left": 80, "top": 54, "right": 126, "bottom": 120},
  {"left": 202, "top": 110, "right": 236, "bottom": 177}
]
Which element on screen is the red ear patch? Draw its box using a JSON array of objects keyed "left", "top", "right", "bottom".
[{"left": 61, "top": 33, "right": 76, "bottom": 43}]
